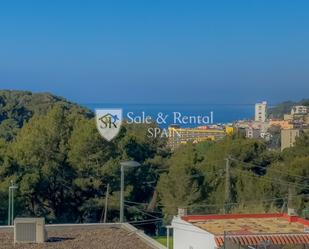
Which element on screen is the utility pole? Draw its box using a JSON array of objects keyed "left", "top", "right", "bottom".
[
  {"left": 8, "top": 186, "right": 11, "bottom": 226},
  {"left": 280, "top": 186, "right": 290, "bottom": 213},
  {"left": 287, "top": 185, "right": 294, "bottom": 210},
  {"left": 8, "top": 181, "right": 18, "bottom": 225},
  {"left": 280, "top": 199, "right": 287, "bottom": 213},
  {"left": 103, "top": 184, "right": 109, "bottom": 223},
  {"left": 120, "top": 164, "right": 125, "bottom": 223},
  {"left": 224, "top": 157, "right": 232, "bottom": 214}
]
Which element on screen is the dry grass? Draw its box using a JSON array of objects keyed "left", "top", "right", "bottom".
[{"left": 193, "top": 217, "right": 306, "bottom": 235}]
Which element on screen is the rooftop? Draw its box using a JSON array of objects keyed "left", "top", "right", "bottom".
[
  {"left": 0, "top": 223, "right": 165, "bottom": 249},
  {"left": 182, "top": 213, "right": 309, "bottom": 235},
  {"left": 181, "top": 213, "right": 309, "bottom": 247}
]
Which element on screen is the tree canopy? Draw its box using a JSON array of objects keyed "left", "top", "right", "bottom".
[{"left": 0, "top": 91, "right": 308, "bottom": 229}]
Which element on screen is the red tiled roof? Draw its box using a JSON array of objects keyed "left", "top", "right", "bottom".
[
  {"left": 215, "top": 234, "right": 309, "bottom": 247},
  {"left": 182, "top": 213, "right": 309, "bottom": 225}
]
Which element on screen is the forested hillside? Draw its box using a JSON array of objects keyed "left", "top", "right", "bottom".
[
  {"left": 0, "top": 90, "right": 308, "bottom": 231},
  {"left": 0, "top": 90, "right": 92, "bottom": 140},
  {"left": 0, "top": 92, "right": 169, "bottom": 227}
]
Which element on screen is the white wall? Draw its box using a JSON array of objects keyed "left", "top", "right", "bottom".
[{"left": 172, "top": 217, "right": 217, "bottom": 249}]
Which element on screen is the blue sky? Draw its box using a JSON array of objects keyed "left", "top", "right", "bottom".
[{"left": 0, "top": 0, "right": 308, "bottom": 104}]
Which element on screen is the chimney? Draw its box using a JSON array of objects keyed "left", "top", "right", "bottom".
[
  {"left": 287, "top": 208, "right": 298, "bottom": 222},
  {"left": 178, "top": 208, "right": 187, "bottom": 217}
]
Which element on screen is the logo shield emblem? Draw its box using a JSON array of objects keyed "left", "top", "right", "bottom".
[{"left": 96, "top": 109, "right": 122, "bottom": 141}]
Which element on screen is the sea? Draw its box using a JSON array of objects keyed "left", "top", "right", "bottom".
[{"left": 83, "top": 103, "right": 254, "bottom": 128}]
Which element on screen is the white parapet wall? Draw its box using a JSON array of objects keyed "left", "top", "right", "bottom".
[{"left": 172, "top": 216, "right": 217, "bottom": 249}]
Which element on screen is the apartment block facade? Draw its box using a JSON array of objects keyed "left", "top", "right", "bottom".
[{"left": 255, "top": 101, "right": 267, "bottom": 122}]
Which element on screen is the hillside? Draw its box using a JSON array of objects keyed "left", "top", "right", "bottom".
[
  {"left": 0, "top": 90, "right": 92, "bottom": 140},
  {"left": 268, "top": 98, "right": 309, "bottom": 119}
]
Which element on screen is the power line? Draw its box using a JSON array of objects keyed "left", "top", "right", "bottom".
[
  {"left": 152, "top": 159, "right": 226, "bottom": 173},
  {"left": 125, "top": 204, "right": 161, "bottom": 219},
  {"left": 232, "top": 168, "right": 309, "bottom": 190},
  {"left": 125, "top": 200, "right": 149, "bottom": 205},
  {"left": 124, "top": 201, "right": 163, "bottom": 214},
  {"left": 230, "top": 157, "right": 309, "bottom": 181},
  {"left": 228, "top": 158, "right": 309, "bottom": 188},
  {"left": 129, "top": 220, "right": 163, "bottom": 226},
  {"left": 125, "top": 194, "right": 309, "bottom": 209},
  {"left": 129, "top": 218, "right": 163, "bottom": 224}
]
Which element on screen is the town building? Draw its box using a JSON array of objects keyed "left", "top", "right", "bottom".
[
  {"left": 281, "top": 129, "right": 300, "bottom": 151},
  {"left": 235, "top": 120, "right": 269, "bottom": 132},
  {"left": 269, "top": 119, "right": 293, "bottom": 130},
  {"left": 167, "top": 125, "right": 233, "bottom": 149},
  {"left": 291, "top": 105, "right": 308, "bottom": 115},
  {"left": 245, "top": 127, "right": 261, "bottom": 139},
  {"left": 235, "top": 120, "right": 269, "bottom": 139},
  {"left": 255, "top": 101, "right": 267, "bottom": 122},
  {"left": 172, "top": 212, "right": 309, "bottom": 249},
  {"left": 305, "top": 114, "right": 309, "bottom": 125},
  {"left": 284, "top": 114, "right": 293, "bottom": 121}
]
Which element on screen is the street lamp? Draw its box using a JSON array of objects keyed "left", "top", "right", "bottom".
[
  {"left": 120, "top": 161, "right": 141, "bottom": 223},
  {"left": 8, "top": 180, "right": 18, "bottom": 226}
]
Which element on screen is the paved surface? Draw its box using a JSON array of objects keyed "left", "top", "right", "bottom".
[{"left": 0, "top": 227, "right": 153, "bottom": 249}]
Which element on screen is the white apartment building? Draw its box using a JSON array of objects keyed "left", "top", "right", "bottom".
[
  {"left": 255, "top": 101, "right": 267, "bottom": 122},
  {"left": 291, "top": 105, "right": 308, "bottom": 115}
]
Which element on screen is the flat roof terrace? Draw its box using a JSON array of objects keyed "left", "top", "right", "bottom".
[{"left": 182, "top": 213, "right": 309, "bottom": 235}]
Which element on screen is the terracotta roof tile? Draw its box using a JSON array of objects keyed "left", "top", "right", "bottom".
[{"left": 215, "top": 234, "right": 309, "bottom": 247}]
